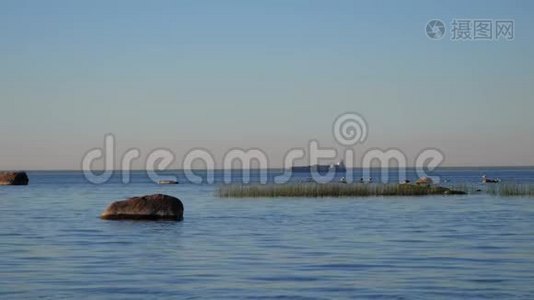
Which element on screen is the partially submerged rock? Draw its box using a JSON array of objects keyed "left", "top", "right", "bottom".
[
  {"left": 158, "top": 180, "right": 178, "bottom": 185},
  {"left": 101, "top": 194, "right": 184, "bottom": 221},
  {"left": 0, "top": 171, "right": 29, "bottom": 185},
  {"left": 431, "top": 186, "right": 466, "bottom": 195},
  {"left": 443, "top": 188, "right": 467, "bottom": 195}
]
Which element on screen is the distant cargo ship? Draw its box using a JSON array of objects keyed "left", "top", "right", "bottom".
[{"left": 291, "top": 161, "right": 346, "bottom": 173}]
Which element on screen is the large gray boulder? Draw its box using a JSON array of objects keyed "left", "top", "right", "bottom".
[
  {"left": 0, "top": 171, "right": 29, "bottom": 185},
  {"left": 101, "top": 194, "right": 184, "bottom": 221}
]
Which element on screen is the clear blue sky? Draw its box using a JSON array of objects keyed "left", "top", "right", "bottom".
[{"left": 1, "top": 0, "right": 533, "bottom": 169}]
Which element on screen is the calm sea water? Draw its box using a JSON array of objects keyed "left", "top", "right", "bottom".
[{"left": 1, "top": 168, "right": 534, "bottom": 299}]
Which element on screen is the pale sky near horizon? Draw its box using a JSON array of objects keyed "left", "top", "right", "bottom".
[{"left": 1, "top": 0, "right": 533, "bottom": 170}]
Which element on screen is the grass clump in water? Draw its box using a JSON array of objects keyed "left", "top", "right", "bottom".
[
  {"left": 487, "top": 184, "right": 534, "bottom": 197},
  {"left": 218, "top": 183, "right": 467, "bottom": 198}
]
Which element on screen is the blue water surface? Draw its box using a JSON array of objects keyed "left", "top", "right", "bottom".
[{"left": 1, "top": 168, "right": 534, "bottom": 299}]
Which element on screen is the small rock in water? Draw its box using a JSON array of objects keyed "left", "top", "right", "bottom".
[
  {"left": 416, "top": 176, "right": 433, "bottom": 186},
  {"left": 101, "top": 194, "right": 184, "bottom": 221},
  {"left": 158, "top": 180, "right": 178, "bottom": 184},
  {"left": 0, "top": 171, "right": 29, "bottom": 185}
]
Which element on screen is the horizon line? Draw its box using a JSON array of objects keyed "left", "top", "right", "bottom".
[{"left": 4, "top": 165, "right": 534, "bottom": 172}]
